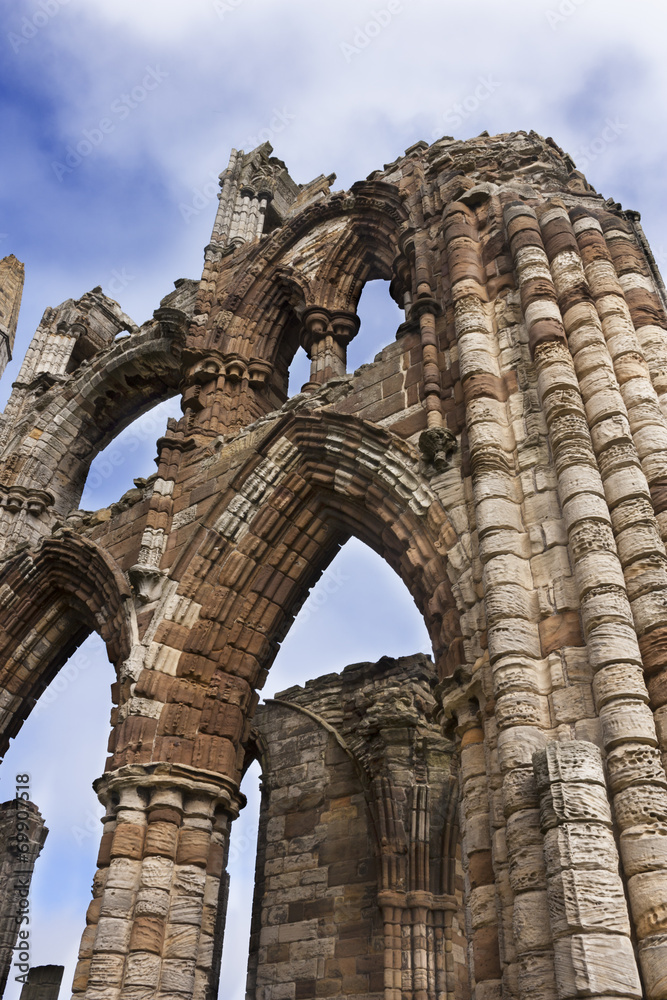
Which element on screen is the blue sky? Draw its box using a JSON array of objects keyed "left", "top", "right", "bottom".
[{"left": 1, "top": 0, "right": 667, "bottom": 996}]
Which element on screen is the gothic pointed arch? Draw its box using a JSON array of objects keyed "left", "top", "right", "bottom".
[{"left": 0, "top": 532, "right": 134, "bottom": 755}]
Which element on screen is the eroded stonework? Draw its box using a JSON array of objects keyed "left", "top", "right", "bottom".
[
  {"left": 247, "top": 655, "right": 465, "bottom": 1000},
  {"left": 1, "top": 129, "right": 667, "bottom": 999}
]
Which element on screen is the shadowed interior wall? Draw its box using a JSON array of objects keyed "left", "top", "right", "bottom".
[{"left": 246, "top": 655, "right": 468, "bottom": 1000}]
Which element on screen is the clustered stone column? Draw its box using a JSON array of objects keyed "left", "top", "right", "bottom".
[
  {"left": 71, "top": 765, "right": 242, "bottom": 1000},
  {"left": 447, "top": 700, "right": 502, "bottom": 1000},
  {"left": 506, "top": 199, "right": 667, "bottom": 999},
  {"left": 533, "top": 740, "right": 641, "bottom": 999},
  {"left": 444, "top": 198, "right": 556, "bottom": 1000}
]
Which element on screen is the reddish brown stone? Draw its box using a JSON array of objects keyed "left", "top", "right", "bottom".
[{"left": 539, "top": 611, "right": 584, "bottom": 656}]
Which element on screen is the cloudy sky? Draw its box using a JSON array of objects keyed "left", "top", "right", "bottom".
[{"left": 1, "top": 0, "right": 667, "bottom": 996}]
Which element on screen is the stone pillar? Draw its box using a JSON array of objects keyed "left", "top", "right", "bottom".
[
  {"left": 406, "top": 233, "right": 445, "bottom": 430},
  {"left": 569, "top": 208, "right": 667, "bottom": 549},
  {"left": 601, "top": 213, "right": 667, "bottom": 421},
  {"left": 19, "top": 965, "right": 64, "bottom": 1000},
  {"left": 451, "top": 701, "right": 502, "bottom": 1000},
  {"left": 300, "top": 307, "right": 359, "bottom": 389},
  {"left": 71, "top": 764, "right": 242, "bottom": 1000},
  {"left": 0, "top": 254, "right": 25, "bottom": 380},
  {"left": 444, "top": 199, "right": 556, "bottom": 1000},
  {"left": 533, "top": 741, "right": 641, "bottom": 1000},
  {"left": 0, "top": 799, "right": 48, "bottom": 998},
  {"left": 506, "top": 200, "right": 667, "bottom": 999}
]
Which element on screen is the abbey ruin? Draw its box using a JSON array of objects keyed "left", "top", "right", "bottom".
[{"left": 1, "top": 130, "right": 667, "bottom": 1000}]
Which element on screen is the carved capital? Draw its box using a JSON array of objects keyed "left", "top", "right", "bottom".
[
  {"left": 128, "top": 563, "right": 166, "bottom": 604},
  {"left": 248, "top": 358, "right": 274, "bottom": 387},
  {"left": 300, "top": 306, "right": 331, "bottom": 356},
  {"left": 329, "top": 310, "right": 361, "bottom": 345},
  {"left": 419, "top": 427, "right": 457, "bottom": 473},
  {"left": 224, "top": 354, "right": 248, "bottom": 382}
]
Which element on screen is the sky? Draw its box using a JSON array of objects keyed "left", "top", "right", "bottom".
[{"left": 1, "top": 0, "right": 667, "bottom": 996}]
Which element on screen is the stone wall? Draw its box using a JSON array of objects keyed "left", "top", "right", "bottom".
[{"left": 246, "top": 655, "right": 467, "bottom": 1000}]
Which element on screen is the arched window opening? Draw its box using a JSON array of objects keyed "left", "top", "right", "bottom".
[
  {"left": 80, "top": 395, "right": 182, "bottom": 510},
  {"left": 0, "top": 633, "right": 115, "bottom": 1000},
  {"left": 218, "top": 537, "right": 432, "bottom": 1000},
  {"left": 347, "top": 279, "right": 404, "bottom": 375},
  {"left": 287, "top": 346, "right": 311, "bottom": 398},
  {"left": 268, "top": 535, "right": 431, "bottom": 694},
  {"left": 218, "top": 758, "right": 262, "bottom": 1000}
]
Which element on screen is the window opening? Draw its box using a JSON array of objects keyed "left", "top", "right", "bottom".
[
  {"left": 219, "top": 537, "right": 434, "bottom": 999},
  {"left": 287, "top": 346, "right": 312, "bottom": 398},
  {"left": 347, "top": 279, "right": 404, "bottom": 374},
  {"left": 218, "top": 759, "right": 262, "bottom": 1000},
  {"left": 0, "top": 634, "right": 115, "bottom": 1000},
  {"left": 81, "top": 396, "right": 181, "bottom": 510}
]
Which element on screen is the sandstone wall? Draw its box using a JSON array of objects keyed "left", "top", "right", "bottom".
[{"left": 1, "top": 131, "right": 667, "bottom": 999}]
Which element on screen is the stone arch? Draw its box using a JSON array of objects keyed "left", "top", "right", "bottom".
[
  {"left": 192, "top": 184, "right": 410, "bottom": 414},
  {"left": 114, "top": 411, "right": 470, "bottom": 781},
  {"left": 185, "top": 409, "right": 464, "bottom": 674},
  {"left": 0, "top": 532, "right": 134, "bottom": 756},
  {"left": 1, "top": 316, "right": 185, "bottom": 518}
]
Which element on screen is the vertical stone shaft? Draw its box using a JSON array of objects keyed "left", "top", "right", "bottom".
[
  {"left": 533, "top": 741, "right": 641, "bottom": 1000},
  {"left": 540, "top": 204, "right": 667, "bottom": 764},
  {"left": 412, "top": 235, "right": 444, "bottom": 428},
  {"left": 0, "top": 254, "right": 25, "bottom": 380},
  {"left": 72, "top": 767, "right": 240, "bottom": 1000},
  {"left": 378, "top": 898, "right": 403, "bottom": 1000},
  {"left": 571, "top": 210, "right": 667, "bottom": 547},
  {"left": 601, "top": 215, "right": 667, "bottom": 420},
  {"left": 444, "top": 199, "right": 556, "bottom": 1000},
  {"left": 506, "top": 200, "right": 667, "bottom": 999},
  {"left": 454, "top": 705, "right": 504, "bottom": 1000}
]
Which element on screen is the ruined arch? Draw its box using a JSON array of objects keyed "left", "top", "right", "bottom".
[
  {"left": 4, "top": 132, "right": 667, "bottom": 1000},
  {"left": 2, "top": 319, "right": 185, "bottom": 517},
  {"left": 191, "top": 184, "right": 410, "bottom": 416},
  {"left": 0, "top": 532, "right": 133, "bottom": 756}
]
